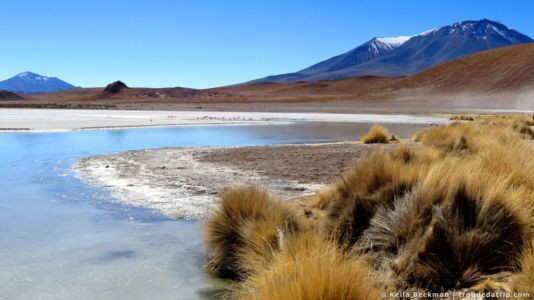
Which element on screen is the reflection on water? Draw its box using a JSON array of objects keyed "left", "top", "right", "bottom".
[{"left": 0, "top": 122, "right": 430, "bottom": 299}]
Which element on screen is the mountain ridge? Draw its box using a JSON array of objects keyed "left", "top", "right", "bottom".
[
  {"left": 0, "top": 72, "right": 77, "bottom": 94},
  {"left": 249, "top": 19, "right": 533, "bottom": 84}
]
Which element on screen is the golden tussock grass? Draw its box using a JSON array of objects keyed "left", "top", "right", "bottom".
[
  {"left": 236, "top": 233, "right": 379, "bottom": 300},
  {"left": 450, "top": 114, "right": 475, "bottom": 121},
  {"left": 324, "top": 146, "right": 434, "bottom": 247},
  {"left": 204, "top": 118, "right": 534, "bottom": 297},
  {"left": 513, "top": 240, "right": 534, "bottom": 294},
  {"left": 360, "top": 124, "right": 391, "bottom": 144},
  {"left": 204, "top": 187, "right": 302, "bottom": 280},
  {"left": 450, "top": 113, "right": 534, "bottom": 128},
  {"left": 359, "top": 159, "right": 534, "bottom": 290}
]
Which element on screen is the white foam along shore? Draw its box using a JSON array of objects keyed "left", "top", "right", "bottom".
[
  {"left": 72, "top": 146, "right": 327, "bottom": 219},
  {"left": 0, "top": 108, "right": 449, "bottom": 131}
]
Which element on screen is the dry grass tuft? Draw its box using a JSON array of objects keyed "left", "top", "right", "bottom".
[
  {"left": 204, "top": 186, "right": 301, "bottom": 280},
  {"left": 512, "top": 121, "right": 534, "bottom": 140},
  {"left": 412, "top": 123, "right": 478, "bottom": 153},
  {"left": 359, "top": 161, "right": 531, "bottom": 290},
  {"left": 477, "top": 114, "right": 534, "bottom": 127},
  {"left": 513, "top": 240, "right": 534, "bottom": 294},
  {"left": 388, "top": 134, "right": 400, "bottom": 142},
  {"left": 324, "top": 146, "right": 428, "bottom": 247},
  {"left": 450, "top": 114, "right": 475, "bottom": 121},
  {"left": 236, "top": 233, "right": 379, "bottom": 300},
  {"left": 361, "top": 124, "right": 390, "bottom": 144}
]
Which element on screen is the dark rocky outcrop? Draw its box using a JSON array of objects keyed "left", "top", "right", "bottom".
[{"left": 103, "top": 81, "right": 129, "bottom": 94}]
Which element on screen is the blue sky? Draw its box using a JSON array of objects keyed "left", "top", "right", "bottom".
[{"left": 2, "top": 0, "right": 533, "bottom": 88}]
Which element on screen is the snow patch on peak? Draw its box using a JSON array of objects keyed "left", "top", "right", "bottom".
[
  {"left": 376, "top": 36, "right": 412, "bottom": 46},
  {"left": 419, "top": 28, "right": 437, "bottom": 36},
  {"left": 488, "top": 24, "right": 508, "bottom": 38},
  {"left": 16, "top": 72, "right": 50, "bottom": 81}
]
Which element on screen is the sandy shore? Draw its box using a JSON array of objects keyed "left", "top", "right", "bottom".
[
  {"left": 0, "top": 108, "right": 448, "bottom": 131},
  {"left": 73, "top": 142, "right": 390, "bottom": 219}
]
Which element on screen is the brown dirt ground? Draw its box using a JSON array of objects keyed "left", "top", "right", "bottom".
[{"left": 196, "top": 142, "right": 397, "bottom": 186}]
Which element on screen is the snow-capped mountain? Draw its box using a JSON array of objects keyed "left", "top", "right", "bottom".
[
  {"left": 375, "top": 36, "right": 412, "bottom": 48},
  {"left": 296, "top": 36, "right": 411, "bottom": 76},
  {"left": 0, "top": 72, "right": 76, "bottom": 94},
  {"left": 250, "top": 19, "right": 533, "bottom": 83}
]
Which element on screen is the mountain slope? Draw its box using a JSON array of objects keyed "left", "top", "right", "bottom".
[
  {"left": 258, "top": 37, "right": 412, "bottom": 83},
  {"left": 251, "top": 19, "right": 532, "bottom": 83},
  {"left": 211, "top": 76, "right": 398, "bottom": 101},
  {"left": 0, "top": 72, "right": 76, "bottom": 94},
  {"left": 381, "top": 43, "right": 534, "bottom": 94}
]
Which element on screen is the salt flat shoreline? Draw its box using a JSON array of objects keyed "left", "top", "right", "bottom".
[
  {"left": 0, "top": 108, "right": 449, "bottom": 131},
  {"left": 73, "top": 142, "right": 392, "bottom": 219}
]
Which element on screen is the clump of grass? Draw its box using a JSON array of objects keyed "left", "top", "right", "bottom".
[
  {"left": 450, "top": 114, "right": 475, "bottom": 121},
  {"left": 476, "top": 114, "right": 534, "bottom": 126},
  {"left": 412, "top": 123, "right": 478, "bottom": 153},
  {"left": 512, "top": 121, "right": 534, "bottom": 140},
  {"left": 324, "top": 147, "right": 427, "bottom": 247},
  {"left": 204, "top": 186, "right": 301, "bottom": 280},
  {"left": 388, "top": 134, "right": 400, "bottom": 142},
  {"left": 236, "top": 233, "right": 379, "bottom": 300},
  {"left": 359, "top": 159, "right": 532, "bottom": 291},
  {"left": 513, "top": 240, "right": 534, "bottom": 294},
  {"left": 361, "top": 124, "right": 390, "bottom": 144}
]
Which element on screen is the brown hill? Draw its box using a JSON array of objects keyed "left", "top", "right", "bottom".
[
  {"left": 29, "top": 76, "right": 397, "bottom": 105},
  {"left": 210, "top": 76, "right": 399, "bottom": 101},
  {"left": 0, "top": 90, "right": 23, "bottom": 101},
  {"left": 30, "top": 83, "right": 241, "bottom": 103},
  {"left": 382, "top": 43, "right": 534, "bottom": 94},
  {"left": 93, "top": 86, "right": 238, "bottom": 102}
]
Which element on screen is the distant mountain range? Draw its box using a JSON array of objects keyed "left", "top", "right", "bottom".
[
  {"left": 0, "top": 72, "right": 76, "bottom": 94},
  {"left": 5, "top": 43, "right": 533, "bottom": 110},
  {"left": 250, "top": 19, "right": 533, "bottom": 83}
]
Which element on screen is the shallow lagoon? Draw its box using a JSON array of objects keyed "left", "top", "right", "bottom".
[{"left": 0, "top": 122, "right": 431, "bottom": 299}]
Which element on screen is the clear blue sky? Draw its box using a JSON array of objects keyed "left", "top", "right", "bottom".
[{"left": 2, "top": 0, "right": 533, "bottom": 88}]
